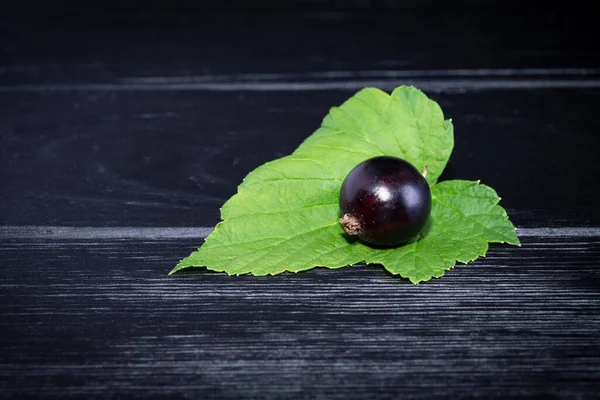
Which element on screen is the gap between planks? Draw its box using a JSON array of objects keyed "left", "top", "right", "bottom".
[
  {"left": 2, "top": 80, "right": 600, "bottom": 93},
  {"left": 1, "top": 68, "right": 600, "bottom": 92},
  {"left": 0, "top": 226, "right": 599, "bottom": 240}
]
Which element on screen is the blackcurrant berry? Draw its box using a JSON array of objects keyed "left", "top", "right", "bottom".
[{"left": 339, "top": 156, "right": 431, "bottom": 247}]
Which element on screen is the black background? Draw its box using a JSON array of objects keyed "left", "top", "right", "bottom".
[{"left": 1, "top": 1, "right": 599, "bottom": 399}]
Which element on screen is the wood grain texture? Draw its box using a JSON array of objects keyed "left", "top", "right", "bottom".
[{"left": 1, "top": 234, "right": 599, "bottom": 399}]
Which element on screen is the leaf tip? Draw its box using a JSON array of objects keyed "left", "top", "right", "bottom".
[{"left": 512, "top": 235, "right": 522, "bottom": 247}]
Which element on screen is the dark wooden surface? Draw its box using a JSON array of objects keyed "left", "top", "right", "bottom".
[{"left": 1, "top": 2, "right": 600, "bottom": 399}]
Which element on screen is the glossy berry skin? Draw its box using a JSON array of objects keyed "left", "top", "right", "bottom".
[{"left": 339, "top": 156, "right": 431, "bottom": 247}]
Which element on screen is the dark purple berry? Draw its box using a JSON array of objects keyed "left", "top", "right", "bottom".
[{"left": 339, "top": 156, "right": 431, "bottom": 247}]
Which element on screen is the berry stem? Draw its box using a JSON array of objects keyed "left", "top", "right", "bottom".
[
  {"left": 422, "top": 165, "right": 429, "bottom": 179},
  {"left": 340, "top": 213, "right": 362, "bottom": 236}
]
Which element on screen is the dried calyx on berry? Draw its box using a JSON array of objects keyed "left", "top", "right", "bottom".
[{"left": 339, "top": 156, "right": 431, "bottom": 247}]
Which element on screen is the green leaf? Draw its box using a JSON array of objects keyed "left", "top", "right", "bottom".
[
  {"left": 363, "top": 180, "right": 520, "bottom": 283},
  {"left": 171, "top": 86, "right": 519, "bottom": 283}
]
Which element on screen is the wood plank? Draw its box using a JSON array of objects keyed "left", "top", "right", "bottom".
[
  {"left": 1, "top": 234, "right": 599, "bottom": 398},
  {"left": 1, "top": 89, "right": 599, "bottom": 227},
  {"left": 2, "top": 3, "right": 599, "bottom": 85}
]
